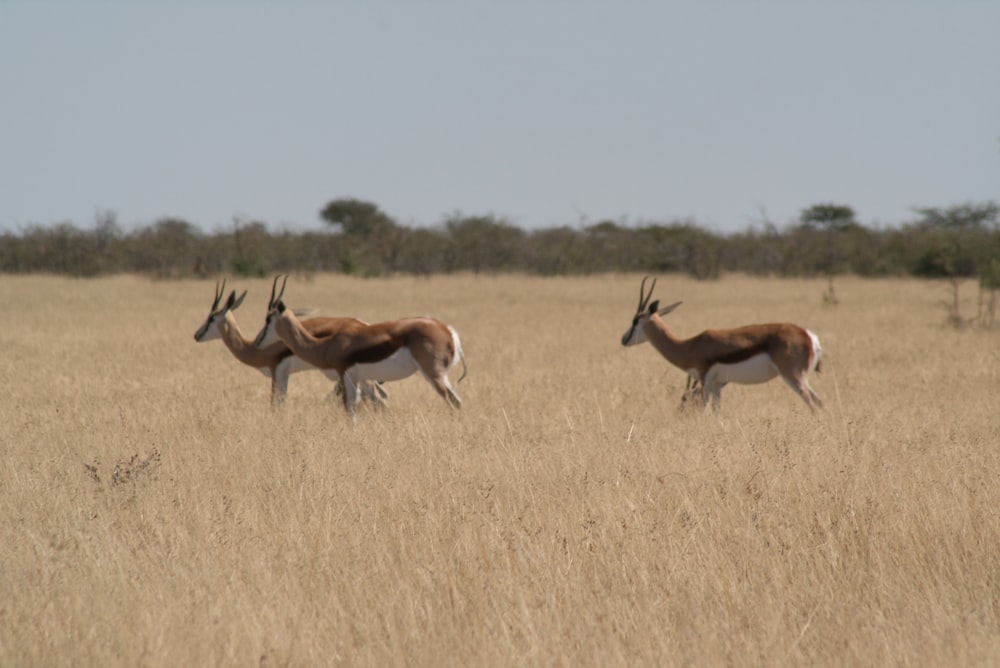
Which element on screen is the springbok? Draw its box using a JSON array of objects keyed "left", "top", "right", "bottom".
[
  {"left": 621, "top": 276, "right": 823, "bottom": 411},
  {"left": 194, "top": 280, "right": 387, "bottom": 407},
  {"left": 253, "top": 275, "right": 467, "bottom": 413}
]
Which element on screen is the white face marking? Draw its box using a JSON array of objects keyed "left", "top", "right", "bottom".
[
  {"left": 194, "top": 315, "right": 222, "bottom": 342},
  {"left": 704, "top": 353, "right": 779, "bottom": 390},
  {"left": 621, "top": 316, "right": 648, "bottom": 346},
  {"left": 254, "top": 316, "right": 280, "bottom": 348}
]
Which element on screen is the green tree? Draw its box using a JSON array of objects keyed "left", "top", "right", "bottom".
[
  {"left": 632, "top": 222, "right": 720, "bottom": 279},
  {"left": 794, "top": 203, "right": 866, "bottom": 277},
  {"left": 319, "top": 198, "right": 403, "bottom": 275},
  {"left": 31, "top": 222, "right": 102, "bottom": 276},
  {"left": 231, "top": 218, "right": 270, "bottom": 277},
  {"left": 320, "top": 198, "right": 397, "bottom": 239},
  {"left": 908, "top": 202, "right": 1000, "bottom": 327},
  {"left": 396, "top": 227, "right": 450, "bottom": 275},
  {"left": 799, "top": 203, "right": 858, "bottom": 231},
  {"left": 526, "top": 226, "right": 593, "bottom": 275},
  {"left": 910, "top": 202, "right": 998, "bottom": 279},
  {"left": 125, "top": 218, "right": 201, "bottom": 278},
  {"left": 913, "top": 201, "right": 998, "bottom": 230},
  {"left": 444, "top": 214, "right": 525, "bottom": 273},
  {"left": 584, "top": 221, "right": 634, "bottom": 272}
]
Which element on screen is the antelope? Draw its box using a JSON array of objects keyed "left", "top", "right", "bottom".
[
  {"left": 621, "top": 276, "right": 823, "bottom": 411},
  {"left": 193, "top": 280, "right": 388, "bottom": 407},
  {"left": 253, "top": 275, "right": 467, "bottom": 413}
]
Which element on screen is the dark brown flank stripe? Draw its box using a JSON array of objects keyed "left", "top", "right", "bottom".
[
  {"left": 345, "top": 336, "right": 406, "bottom": 366},
  {"left": 710, "top": 340, "right": 770, "bottom": 366}
]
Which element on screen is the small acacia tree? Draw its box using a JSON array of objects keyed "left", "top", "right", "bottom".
[
  {"left": 319, "top": 198, "right": 403, "bottom": 275},
  {"left": 909, "top": 202, "right": 1000, "bottom": 327}
]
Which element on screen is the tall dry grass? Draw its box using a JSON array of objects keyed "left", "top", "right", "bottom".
[{"left": 1, "top": 273, "right": 997, "bottom": 667}]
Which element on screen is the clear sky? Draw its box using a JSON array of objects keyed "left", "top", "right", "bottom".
[{"left": 2, "top": 1, "right": 998, "bottom": 234}]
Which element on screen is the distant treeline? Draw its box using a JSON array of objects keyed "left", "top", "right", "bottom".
[{"left": 2, "top": 199, "right": 999, "bottom": 287}]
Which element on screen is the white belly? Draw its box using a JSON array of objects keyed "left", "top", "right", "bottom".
[
  {"left": 272, "top": 357, "right": 337, "bottom": 386},
  {"left": 349, "top": 348, "right": 419, "bottom": 383},
  {"left": 705, "top": 353, "right": 778, "bottom": 388},
  {"left": 285, "top": 356, "right": 320, "bottom": 375}
]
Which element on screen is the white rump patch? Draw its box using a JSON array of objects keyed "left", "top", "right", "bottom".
[
  {"left": 805, "top": 329, "right": 823, "bottom": 372},
  {"left": 447, "top": 325, "right": 464, "bottom": 370}
]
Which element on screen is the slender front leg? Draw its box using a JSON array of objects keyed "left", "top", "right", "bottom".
[
  {"left": 341, "top": 371, "right": 361, "bottom": 414},
  {"left": 271, "top": 362, "right": 291, "bottom": 407},
  {"left": 679, "top": 375, "right": 702, "bottom": 410},
  {"left": 361, "top": 381, "right": 390, "bottom": 408},
  {"left": 702, "top": 379, "right": 722, "bottom": 411}
]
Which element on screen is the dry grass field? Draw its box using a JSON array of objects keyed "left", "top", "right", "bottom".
[{"left": 1, "top": 272, "right": 998, "bottom": 667}]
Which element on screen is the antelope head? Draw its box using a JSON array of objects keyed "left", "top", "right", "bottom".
[
  {"left": 194, "top": 280, "right": 247, "bottom": 342},
  {"left": 254, "top": 274, "right": 289, "bottom": 348},
  {"left": 620, "top": 276, "right": 681, "bottom": 346}
]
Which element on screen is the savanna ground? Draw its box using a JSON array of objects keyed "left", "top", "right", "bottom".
[{"left": 1, "top": 273, "right": 998, "bottom": 667}]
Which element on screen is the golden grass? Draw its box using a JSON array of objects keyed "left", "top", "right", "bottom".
[{"left": 1, "top": 273, "right": 998, "bottom": 667}]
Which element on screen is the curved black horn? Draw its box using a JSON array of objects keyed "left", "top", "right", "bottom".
[
  {"left": 268, "top": 274, "right": 288, "bottom": 308},
  {"left": 268, "top": 274, "right": 284, "bottom": 308},
  {"left": 638, "top": 276, "right": 657, "bottom": 312},
  {"left": 277, "top": 274, "right": 288, "bottom": 304},
  {"left": 212, "top": 279, "right": 226, "bottom": 310}
]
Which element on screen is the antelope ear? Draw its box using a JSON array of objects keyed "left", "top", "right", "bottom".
[
  {"left": 292, "top": 307, "right": 319, "bottom": 318},
  {"left": 648, "top": 300, "right": 659, "bottom": 314},
  {"left": 231, "top": 290, "right": 248, "bottom": 311},
  {"left": 275, "top": 299, "right": 287, "bottom": 314},
  {"left": 657, "top": 301, "right": 683, "bottom": 317}
]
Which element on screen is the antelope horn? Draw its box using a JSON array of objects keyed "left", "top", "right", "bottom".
[
  {"left": 268, "top": 274, "right": 288, "bottom": 309},
  {"left": 268, "top": 274, "right": 284, "bottom": 308},
  {"left": 638, "top": 276, "right": 657, "bottom": 312},
  {"left": 277, "top": 274, "right": 288, "bottom": 304},
  {"left": 212, "top": 279, "right": 226, "bottom": 310},
  {"left": 268, "top": 275, "right": 278, "bottom": 306}
]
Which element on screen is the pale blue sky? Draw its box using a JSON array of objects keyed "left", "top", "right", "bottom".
[{"left": 2, "top": 1, "right": 997, "bottom": 234}]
